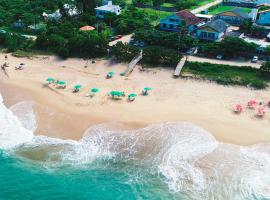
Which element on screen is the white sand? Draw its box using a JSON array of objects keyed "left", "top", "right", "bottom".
[{"left": 0, "top": 53, "right": 269, "bottom": 145}]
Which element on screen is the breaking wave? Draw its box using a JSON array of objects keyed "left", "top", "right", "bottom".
[{"left": 0, "top": 93, "right": 270, "bottom": 200}]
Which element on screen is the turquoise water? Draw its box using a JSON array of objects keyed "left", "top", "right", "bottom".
[
  {"left": 0, "top": 151, "right": 186, "bottom": 200},
  {"left": 1, "top": 94, "right": 270, "bottom": 200}
]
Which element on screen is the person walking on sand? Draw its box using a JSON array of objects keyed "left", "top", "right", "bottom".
[{"left": 1, "top": 63, "right": 9, "bottom": 78}]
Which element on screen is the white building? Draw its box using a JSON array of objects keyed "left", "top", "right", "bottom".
[
  {"left": 42, "top": 4, "right": 79, "bottom": 21},
  {"left": 95, "top": 1, "right": 121, "bottom": 19}
]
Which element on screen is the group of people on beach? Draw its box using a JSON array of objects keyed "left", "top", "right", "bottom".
[{"left": 1, "top": 55, "right": 26, "bottom": 78}]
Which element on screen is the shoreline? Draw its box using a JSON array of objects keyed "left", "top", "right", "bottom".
[{"left": 0, "top": 53, "right": 270, "bottom": 145}]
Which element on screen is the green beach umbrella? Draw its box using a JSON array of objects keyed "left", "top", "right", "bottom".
[
  {"left": 91, "top": 88, "right": 99, "bottom": 93},
  {"left": 74, "top": 85, "right": 82, "bottom": 89},
  {"left": 128, "top": 93, "right": 137, "bottom": 98},
  {"left": 144, "top": 87, "right": 152, "bottom": 91},
  {"left": 46, "top": 77, "right": 55, "bottom": 83},
  {"left": 108, "top": 72, "right": 115, "bottom": 76},
  {"left": 110, "top": 91, "right": 123, "bottom": 97},
  {"left": 57, "top": 81, "right": 66, "bottom": 85}
]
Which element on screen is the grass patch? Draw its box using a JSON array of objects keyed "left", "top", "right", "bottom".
[
  {"left": 12, "top": 50, "right": 53, "bottom": 58},
  {"left": 161, "top": 2, "right": 175, "bottom": 8},
  {"left": 208, "top": 5, "right": 252, "bottom": 14},
  {"left": 182, "top": 62, "right": 269, "bottom": 89},
  {"left": 190, "top": 0, "right": 216, "bottom": 10},
  {"left": 138, "top": 8, "right": 172, "bottom": 25}
]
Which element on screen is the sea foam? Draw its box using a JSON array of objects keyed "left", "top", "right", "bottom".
[{"left": 0, "top": 93, "right": 270, "bottom": 200}]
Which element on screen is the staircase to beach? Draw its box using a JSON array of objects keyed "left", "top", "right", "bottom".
[
  {"left": 174, "top": 55, "right": 187, "bottom": 77},
  {"left": 124, "top": 50, "right": 143, "bottom": 77}
]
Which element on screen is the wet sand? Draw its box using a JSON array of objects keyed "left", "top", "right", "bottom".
[{"left": 0, "top": 53, "right": 270, "bottom": 145}]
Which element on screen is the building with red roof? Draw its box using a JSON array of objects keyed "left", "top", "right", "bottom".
[{"left": 160, "top": 9, "right": 204, "bottom": 33}]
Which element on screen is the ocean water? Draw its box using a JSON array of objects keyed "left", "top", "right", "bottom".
[{"left": 0, "top": 93, "right": 270, "bottom": 200}]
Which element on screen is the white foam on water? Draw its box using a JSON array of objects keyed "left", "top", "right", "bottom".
[
  {"left": 0, "top": 94, "right": 34, "bottom": 149},
  {"left": 0, "top": 92, "right": 270, "bottom": 200},
  {"left": 10, "top": 101, "right": 37, "bottom": 132}
]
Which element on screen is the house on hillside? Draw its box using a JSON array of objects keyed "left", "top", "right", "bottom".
[
  {"left": 95, "top": 1, "right": 121, "bottom": 19},
  {"left": 214, "top": 8, "right": 256, "bottom": 25},
  {"left": 257, "top": 9, "right": 270, "bottom": 25},
  {"left": 196, "top": 19, "right": 230, "bottom": 41},
  {"left": 159, "top": 9, "right": 204, "bottom": 33}
]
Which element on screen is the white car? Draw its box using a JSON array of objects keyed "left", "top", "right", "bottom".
[
  {"left": 0, "top": 30, "right": 7, "bottom": 34},
  {"left": 216, "top": 55, "right": 223, "bottom": 60},
  {"left": 251, "top": 56, "right": 258, "bottom": 63}
]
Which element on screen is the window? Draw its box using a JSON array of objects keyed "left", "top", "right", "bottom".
[
  {"left": 169, "top": 24, "right": 174, "bottom": 29},
  {"left": 169, "top": 18, "right": 175, "bottom": 22},
  {"left": 162, "top": 23, "right": 166, "bottom": 28},
  {"left": 201, "top": 31, "right": 207, "bottom": 37}
]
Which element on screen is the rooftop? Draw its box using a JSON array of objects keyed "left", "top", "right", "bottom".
[
  {"left": 200, "top": 19, "right": 230, "bottom": 33},
  {"left": 95, "top": 1, "right": 120, "bottom": 11},
  {"left": 175, "top": 9, "right": 203, "bottom": 26}
]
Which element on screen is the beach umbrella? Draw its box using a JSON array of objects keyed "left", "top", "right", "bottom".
[
  {"left": 91, "top": 88, "right": 99, "bottom": 93},
  {"left": 57, "top": 81, "right": 66, "bottom": 85},
  {"left": 128, "top": 93, "right": 137, "bottom": 98},
  {"left": 46, "top": 77, "right": 55, "bottom": 83},
  {"left": 247, "top": 100, "right": 257, "bottom": 109},
  {"left": 128, "top": 93, "right": 137, "bottom": 101},
  {"left": 108, "top": 72, "right": 115, "bottom": 76},
  {"left": 79, "top": 26, "right": 95, "bottom": 31},
  {"left": 74, "top": 85, "right": 82, "bottom": 89},
  {"left": 144, "top": 87, "right": 152, "bottom": 91},
  {"left": 110, "top": 91, "right": 123, "bottom": 98},
  {"left": 234, "top": 104, "right": 243, "bottom": 113},
  {"left": 257, "top": 107, "right": 266, "bottom": 117}
]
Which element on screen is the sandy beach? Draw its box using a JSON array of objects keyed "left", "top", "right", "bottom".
[{"left": 0, "top": 53, "right": 270, "bottom": 145}]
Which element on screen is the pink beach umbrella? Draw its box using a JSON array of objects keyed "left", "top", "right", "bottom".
[
  {"left": 234, "top": 104, "right": 244, "bottom": 113},
  {"left": 247, "top": 100, "right": 257, "bottom": 109},
  {"left": 257, "top": 107, "right": 266, "bottom": 117}
]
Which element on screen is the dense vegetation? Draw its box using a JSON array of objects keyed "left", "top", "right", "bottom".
[
  {"left": 199, "top": 36, "right": 258, "bottom": 58},
  {"left": 111, "top": 42, "right": 182, "bottom": 66},
  {"left": 134, "top": 29, "right": 197, "bottom": 51},
  {"left": 182, "top": 62, "right": 269, "bottom": 89}
]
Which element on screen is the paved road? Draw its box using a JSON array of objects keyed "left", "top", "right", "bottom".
[
  {"left": 191, "top": 0, "right": 222, "bottom": 14},
  {"left": 187, "top": 55, "right": 262, "bottom": 68},
  {"left": 109, "top": 34, "right": 133, "bottom": 47}
]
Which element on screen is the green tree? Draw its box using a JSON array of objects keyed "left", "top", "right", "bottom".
[
  {"left": 260, "top": 62, "right": 270, "bottom": 74},
  {"left": 220, "top": 36, "right": 258, "bottom": 58},
  {"left": 115, "top": 6, "right": 152, "bottom": 34}
]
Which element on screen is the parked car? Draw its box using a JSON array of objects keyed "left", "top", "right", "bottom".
[
  {"left": 186, "top": 47, "right": 198, "bottom": 55},
  {"left": 216, "top": 55, "right": 223, "bottom": 60},
  {"left": 115, "top": 35, "right": 123, "bottom": 39},
  {"left": 251, "top": 56, "right": 258, "bottom": 63},
  {"left": 138, "top": 41, "right": 145, "bottom": 47}
]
